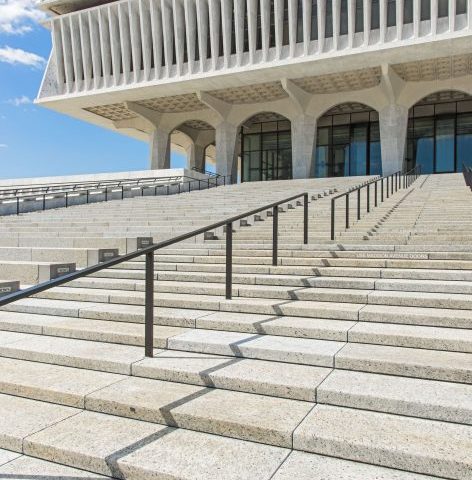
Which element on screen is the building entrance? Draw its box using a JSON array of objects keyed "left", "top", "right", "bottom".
[
  {"left": 315, "top": 104, "right": 382, "bottom": 177},
  {"left": 405, "top": 92, "right": 472, "bottom": 174},
  {"left": 240, "top": 113, "right": 292, "bottom": 182}
]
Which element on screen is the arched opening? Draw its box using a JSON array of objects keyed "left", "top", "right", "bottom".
[
  {"left": 170, "top": 120, "right": 216, "bottom": 172},
  {"left": 315, "top": 103, "right": 381, "bottom": 177},
  {"left": 239, "top": 112, "right": 292, "bottom": 182},
  {"left": 405, "top": 91, "right": 472, "bottom": 174},
  {"left": 203, "top": 144, "right": 216, "bottom": 174}
]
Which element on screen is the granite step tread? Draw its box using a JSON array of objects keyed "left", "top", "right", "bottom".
[
  {"left": 317, "top": 369, "right": 472, "bottom": 425},
  {"left": 22, "top": 410, "right": 290, "bottom": 479},
  {"left": 293, "top": 404, "right": 472, "bottom": 479},
  {"left": 85, "top": 376, "right": 314, "bottom": 447}
]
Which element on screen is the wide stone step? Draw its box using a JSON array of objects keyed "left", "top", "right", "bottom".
[
  {"left": 21, "top": 410, "right": 289, "bottom": 479},
  {"left": 336, "top": 342, "right": 472, "bottom": 383},
  {"left": 0, "top": 330, "right": 146, "bottom": 374},
  {"left": 167, "top": 329, "right": 345, "bottom": 367},
  {"left": 85, "top": 376, "right": 313, "bottom": 447},
  {"left": 293, "top": 404, "right": 472, "bottom": 479},
  {"left": 35, "top": 284, "right": 472, "bottom": 312},
  {"left": 317, "top": 369, "right": 472, "bottom": 425},
  {"left": 0, "top": 451, "right": 111, "bottom": 478}
]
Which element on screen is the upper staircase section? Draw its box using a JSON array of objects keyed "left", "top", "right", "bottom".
[{"left": 37, "top": 0, "right": 472, "bottom": 100}]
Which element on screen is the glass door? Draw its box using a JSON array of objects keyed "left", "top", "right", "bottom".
[{"left": 435, "top": 116, "right": 455, "bottom": 173}]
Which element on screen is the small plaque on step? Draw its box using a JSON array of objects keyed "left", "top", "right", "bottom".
[
  {"left": 137, "top": 237, "right": 153, "bottom": 249},
  {"left": 98, "top": 249, "right": 120, "bottom": 263},
  {"left": 0, "top": 280, "right": 20, "bottom": 297},
  {"left": 50, "top": 263, "right": 76, "bottom": 280}
]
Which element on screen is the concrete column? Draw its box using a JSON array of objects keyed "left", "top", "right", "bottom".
[
  {"left": 291, "top": 114, "right": 317, "bottom": 179},
  {"left": 150, "top": 128, "right": 171, "bottom": 169},
  {"left": 379, "top": 104, "right": 409, "bottom": 176},
  {"left": 215, "top": 122, "right": 238, "bottom": 181},
  {"left": 186, "top": 143, "right": 206, "bottom": 170}
]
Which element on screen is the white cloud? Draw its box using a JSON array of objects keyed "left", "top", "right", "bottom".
[
  {"left": 7, "top": 95, "right": 32, "bottom": 106},
  {"left": 0, "top": 46, "right": 45, "bottom": 68},
  {"left": 0, "top": 0, "right": 47, "bottom": 35}
]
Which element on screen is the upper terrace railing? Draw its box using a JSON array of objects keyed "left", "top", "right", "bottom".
[
  {"left": 0, "top": 174, "right": 230, "bottom": 216},
  {"left": 43, "top": 0, "right": 471, "bottom": 96}
]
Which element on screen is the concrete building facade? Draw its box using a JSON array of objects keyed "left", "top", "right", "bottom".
[{"left": 37, "top": 0, "right": 472, "bottom": 182}]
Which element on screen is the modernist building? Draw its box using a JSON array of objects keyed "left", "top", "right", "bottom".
[{"left": 37, "top": 0, "right": 472, "bottom": 182}]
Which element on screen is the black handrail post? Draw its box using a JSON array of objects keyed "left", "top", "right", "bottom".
[
  {"left": 303, "top": 193, "right": 308, "bottom": 245},
  {"left": 144, "top": 251, "right": 154, "bottom": 358},
  {"left": 16, "top": 197, "right": 19, "bottom": 215},
  {"left": 105, "top": 188, "right": 108, "bottom": 202},
  {"left": 65, "top": 192, "right": 68, "bottom": 208},
  {"left": 366, "top": 184, "right": 370, "bottom": 213},
  {"left": 42, "top": 195, "right": 46, "bottom": 211},
  {"left": 86, "top": 190, "right": 89, "bottom": 204},
  {"left": 357, "top": 189, "right": 361, "bottom": 220},
  {"left": 272, "top": 206, "right": 278, "bottom": 266},
  {"left": 122, "top": 186, "right": 124, "bottom": 200},
  {"left": 346, "top": 194, "right": 350, "bottom": 229},
  {"left": 330, "top": 198, "right": 335, "bottom": 241},
  {"left": 226, "top": 222, "right": 233, "bottom": 299},
  {"left": 386, "top": 177, "right": 389, "bottom": 198},
  {"left": 374, "top": 181, "right": 378, "bottom": 207},
  {"left": 381, "top": 179, "right": 384, "bottom": 202}
]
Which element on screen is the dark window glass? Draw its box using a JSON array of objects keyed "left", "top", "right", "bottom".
[
  {"left": 297, "top": 0, "right": 303, "bottom": 42},
  {"left": 282, "top": 3, "right": 289, "bottom": 44},
  {"left": 457, "top": 0, "right": 467, "bottom": 15},
  {"left": 421, "top": 0, "right": 431, "bottom": 20},
  {"left": 241, "top": 118, "right": 292, "bottom": 182},
  {"left": 355, "top": 0, "right": 364, "bottom": 32},
  {"left": 350, "top": 124, "right": 368, "bottom": 175},
  {"left": 340, "top": 0, "right": 349, "bottom": 35},
  {"left": 438, "top": 0, "right": 449, "bottom": 17},
  {"left": 269, "top": 1, "right": 276, "bottom": 47},
  {"left": 457, "top": 113, "right": 472, "bottom": 168},
  {"left": 325, "top": 0, "right": 333, "bottom": 37},
  {"left": 371, "top": 0, "right": 380, "bottom": 29},
  {"left": 435, "top": 117, "right": 455, "bottom": 172},
  {"left": 404, "top": 0, "right": 413, "bottom": 23},
  {"left": 256, "top": 0, "right": 262, "bottom": 50},
  {"left": 387, "top": 0, "right": 396, "bottom": 27},
  {"left": 311, "top": 0, "right": 318, "bottom": 40}
]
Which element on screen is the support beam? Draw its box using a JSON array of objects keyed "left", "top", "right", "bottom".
[
  {"left": 150, "top": 128, "right": 171, "bottom": 169},
  {"left": 291, "top": 114, "right": 317, "bottom": 179},
  {"left": 215, "top": 121, "right": 238, "bottom": 181},
  {"left": 379, "top": 104, "right": 408, "bottom": 176}
]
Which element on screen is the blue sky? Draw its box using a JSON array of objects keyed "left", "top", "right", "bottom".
[{"left": 0, "top": 0, "right": 185, "bottom": 180}]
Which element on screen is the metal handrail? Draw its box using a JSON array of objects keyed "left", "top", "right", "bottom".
[
  {"left": 1, "top": 175, "right": 231, "bottom": 216},
  {"left": 191, "top": 167, "right": 220, "bottom": 178},
  {"left": 0, "top": 174, "right": 209, "bottom": 200},
  {"left": 0, "top": 191, "right": 309, "bottom": 357},
  {"left": 330, "top": 166, "right": 421, "bottom": 240},
  {"left": 463, "top": 163, "right": 472, "bottom": 189},
  {"left": 0, "top": 173, "right": 213, "bottom": 197}
]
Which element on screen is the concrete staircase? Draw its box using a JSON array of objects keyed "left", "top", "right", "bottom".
[{"left": 0, "top": 173, "right": 471, "bottom": 479}]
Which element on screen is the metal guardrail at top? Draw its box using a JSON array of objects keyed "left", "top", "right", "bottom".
[
  {"left": 463, "top": 163, "right": 472, "bottom": 189},
  {"left": 0, "top": 191, "right": 309, "bottom": 358},
  {"left": 330, "top": 166, "right": 422, "bottom": 241},
  {"left": 0, "top": 173, "right": 214, "bottom": 197},
  {"left": 191, "top": 167, "right": 220, "bottom": 178},
  {"left": 0, "top": 175, "right": 231, "bottom": 217}
]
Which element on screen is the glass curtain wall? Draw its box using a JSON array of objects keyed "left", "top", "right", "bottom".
[
  {"left": 315, "top": 108, "right": 382, "bottom": 177},
  {"left": 241, "top": 116, "right": 292, "bottom": 182},
  {"left": 405, "top": 96, "right": 472, "bottom": 174}
]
